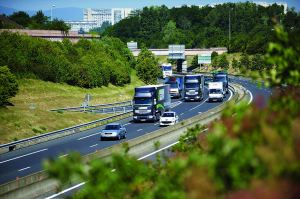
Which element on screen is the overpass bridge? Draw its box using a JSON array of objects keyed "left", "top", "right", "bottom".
[{"left": 131, "top": 47, "right": 227, "bottom": 57}]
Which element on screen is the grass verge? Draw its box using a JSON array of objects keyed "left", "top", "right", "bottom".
[{"left": 0, "top": 70, "right": 143, "bottom": 144}]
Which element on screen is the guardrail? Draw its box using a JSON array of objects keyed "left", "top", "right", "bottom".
[
  {"left": 0, "top": 111, "right": 133, "bottom": 154},
  {"left": 0, "top": 99, "right": 184, "bottom": 154},
  {"left": 0, "top": 83, "right": 244, "bottom": 199},
  {"left": 49, "top": 100, "right": 132, "bottom": 112}
]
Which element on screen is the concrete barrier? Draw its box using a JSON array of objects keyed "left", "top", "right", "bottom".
[{"left": 0, "top": 84, "right": 243, "bottom": 199}]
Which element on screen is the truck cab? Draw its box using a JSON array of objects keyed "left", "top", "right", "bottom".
[
  {"left": 184, "top": 74, "right": 204, "bottom": 101},
  {"left": 164, "top": 76, "right": 184, "bottom": 98},
  {"left": 208, "top": 82, "right": 224, "bottom": 102},
  {"left": 133, "top": 85, "right": 171, "bottom": 122}
]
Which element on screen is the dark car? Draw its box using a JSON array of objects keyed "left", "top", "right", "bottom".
[{"left": 100, "top": 123, "right": 127, "bottom": 140}]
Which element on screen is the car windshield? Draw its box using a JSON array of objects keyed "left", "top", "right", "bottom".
[
  {"left": 162, "top": 112, "right": 175, "bottom": 117},
  {"left": 210, "top": 89, "right": 222, "bottom": 94},
  {"left": 134, "top": 97, "right": 152, "bottom": 105},
  {"left": 105, "top": 125, "right": 120, "bottom": 130},
  {"left": 214, "top": 76, "right": 227, "bottom": 82},
  {"left": 185, "top": 83, "right": 198, "bottom": 89}
]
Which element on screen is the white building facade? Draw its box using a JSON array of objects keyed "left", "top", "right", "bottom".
[
  {"left": 65, "top": 21, "right": 97, "bottom": 32},
  {"left": 111, "top": 8, "right": 134, "bottom": 25},
  {"left": 83, "top": 8, "right": 112, "bottom": 27},
  {"left": 65, "top": 8, "right": 134, "bottom": 32}
]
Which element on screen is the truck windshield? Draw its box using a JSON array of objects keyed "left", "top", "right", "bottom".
[
  {"left": 185, "top": 83, "right": 198, "bottom": 89},
  {"left": 209, "top": 89, "right": 222, "bottom": 94},
  {"left": 166, "top": 83, "right": 178, "bottom": 89},
  {"left": 214, "top": 76, "right": 227, "bottom": 82},
  {"left": 134, "top": 97, "right": 152, "bottom": 105},
  {"left": 163, "top": 66, "right": 172, "bottom": 71}
]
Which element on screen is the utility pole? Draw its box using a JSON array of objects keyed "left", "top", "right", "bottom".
[
  {"left": 51, "top": 4, "right": 55, "bottom": 21},
  {"left": 228, "top": 8, "right": 231, "bottom": 53}
]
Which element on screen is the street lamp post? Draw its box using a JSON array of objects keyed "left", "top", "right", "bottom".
[
  {"left": 51, "top": 4, "right": 55, "bottom": 21},
  {"left": 228, "top": 7, "right": 231, "bottom": 53}
]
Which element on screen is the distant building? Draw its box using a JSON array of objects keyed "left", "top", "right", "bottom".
[
  {"left": 83, "top": 8, "right": 112, "bottom": 27},
  {"left": 65, "top": 20, "right": 97, "bottom": 32},
  {"left": 111, "top": 8, "right": 134, "bottom": 25},
  {"left": 82, "top": 8, "right": 134, "bottom": 27}
]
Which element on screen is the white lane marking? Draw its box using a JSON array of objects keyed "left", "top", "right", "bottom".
[
  {"left": 190, "top": 97, "right": 208, "bottom": 111},
  {"left": 171, "top": 101, "right": 182, "bottom": 108},
  {"left": 228, "top": 89, "right": 233, "bottom": 101},
  {"left": 137, "top": 141, "right": 179, "bottom": 160},
  {"left": 123, "top": 123, "right": 130, "bottom": 126},
  {"left": 180, "top": 113, "right": 184, "bottom": 115},
  {"left": 89, "top": 144, "right": 98, "bottom": 148},
  {"left": 247, "top": 90, "right": 253, "bottom": 105},
  {"left": 59, "top": 154, "right": 69, "bottom": 158},
  {"left": 154, "top": 123, "right": 159, "bottom": 126},
  {"left": 0, "top": 148, "right": 48, "bottom": 164},
  {"left": 137, "top": 129, "right": 143, "bottom": 132},
  {"left": 18, "top": 166, "right": 31, "bottom": 172},
  {"left": 198, "top": 112, "right": 202, "bottom": 114},
  {"left": 45, "top": 182, "right": 86, "bottom": 199},
  {"left": 78, "top": 132, "right": 101, "bottom": 140}
]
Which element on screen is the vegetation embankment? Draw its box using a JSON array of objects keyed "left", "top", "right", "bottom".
[
  {"left": 0, "top": 70, "right": 143, "bottom": 144},
  {"left": 0, "top": 32, "right": 135, "bottom": 88}
]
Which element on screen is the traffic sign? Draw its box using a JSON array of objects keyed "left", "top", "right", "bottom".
[{"left": 198, "top": 54, "right": 211, "bottom": 64}]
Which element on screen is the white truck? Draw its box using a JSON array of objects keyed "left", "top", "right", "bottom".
[{"left": 208, "top": 82, "right": 224, "bottom": 102}]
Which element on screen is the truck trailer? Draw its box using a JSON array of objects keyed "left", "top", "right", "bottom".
[
  {"left": 213, "top": 71, "right": 229, "bottom": 94},
  {"left": 184, "top": 74, "right": 204, "bottom": 101},
  {"left": 133, "top": 85, "right": 171, "bottom": 122}
]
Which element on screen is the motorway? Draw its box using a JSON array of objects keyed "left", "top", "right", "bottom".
[{"left": 0, "top": 76, "right": 271, "bottom": 186}]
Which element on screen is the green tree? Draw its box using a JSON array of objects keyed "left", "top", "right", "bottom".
[
  {"left": 0, "top": 66, "right": 18, "bottom": 106},
  {"left": 211, "top": 51, "right": 218, "bottom": 60},
  {"left": 9, "top": 11, "right": 31, "bottom": 27},
  {"left": 240, "top": 53, "right": 251, "bottom": 70},
  {"left": 191, "top": 55, "right": 199, "bottom": 68},
  {"left": 231, "top": 57, "right": 240, "bottom": 69},
  {"left": 47, "top": 18, "right": 70, "bottom": 32},
  {"left": 30, "top": 10, "right": 48, "bottom": 29},
  {"left": 136, "top": 47, "right": 160, "bottom": 84},
  {"left": 250, "top": 54, "right": 265, "bottom": 71},
  {"left": 218, "top": 54, "right": 229, "bottom": 69},
  {"left": 90, "top": 21, "right": 112, "bottom": 34}
]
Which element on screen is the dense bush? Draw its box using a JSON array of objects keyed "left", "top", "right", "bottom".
[
  {"left": 0, "top": 32, "right": 135, "bottom": 88},
  {"left": 0, "top": 66, "right": 18, "bottom": 106}
]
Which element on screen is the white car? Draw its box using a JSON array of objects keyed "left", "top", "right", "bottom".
[{"left": 160, "top": 111, "right": 179, "bottom": 126}]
